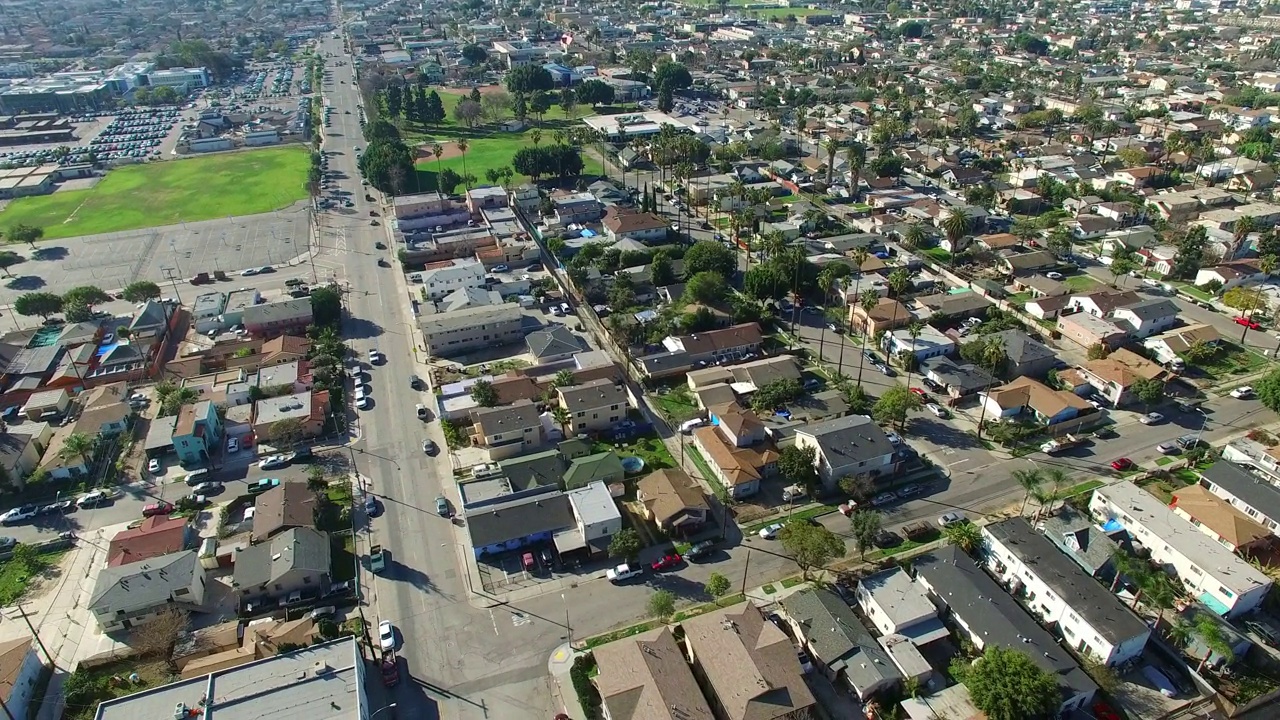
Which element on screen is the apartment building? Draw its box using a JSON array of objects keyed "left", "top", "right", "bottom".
[
  {"left": 1089, "top": 482, "right": 1272, "bottom": 617},
  {"left": 419, "top": 303, "right": 524, "bottom": 358},
  {"left": 557, "top": 378, "right": 629, "bottom": 434},
  {"left": 983, "top": 518, "right": 1150, "bottom": 667},
  {"left": 1200, "top": 456, "right": 1280, "bottom": 535},
  {"left": 471, "top": 400, "right": 545, "bottom": 461},
  {"left": 418, "top": 258, "right": 486, "bottom": 301}
]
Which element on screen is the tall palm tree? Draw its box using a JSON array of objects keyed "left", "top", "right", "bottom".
[
  {"left": 1013, "top": 468, "right": 1043, "bottom": 515},
  {"left": 1109, "top": 549, "right": 1138, "bottom": 593},
  {"left": 1233, "top": 215, "right": 1257, "bottom": 252},
  {"left": 846, "top": 142, "right": 866, "bottom": 195},
  {"left": 973, "top": 337, "right": 1007, "bottom": 441},
  {"left": 431, "top": 143, "right": 444, "bottom": 199},
  {"left": 903, "top": 320, "right": 924, "bottom": 391},
  {"left": 61, "top": 432, "right": 96, "bottom": 469},
  {"left": 1166, "top": 618, "right": 1195, "bottom": 649},
  {"left": 903, "top": 223, "right": 928, "bottom": 251},
  {"left": 942, "top": 207, "right": 971, "bottom": 254},
  {"left": 1193, "top": 615, "right": 1234, "bottom": 673},
  {"left": 817, "top": 270, "right": 835, "bottom": 363},
  {"left": 552, "top": 406, "right": 571, "bottom": 437},
  {"left": 456, "top": 138, "right": 470, "bottom": 191},
  {"left": 855, "top": 289, "right": 879, "bottom": 385},
  {"left": 823, "top": 137, "right": 840, "bottom": 186}
]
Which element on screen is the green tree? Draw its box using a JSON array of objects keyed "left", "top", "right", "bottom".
[
  {"left": 1223, "top": 285, "right": 1267, "bottom": 312},
  {"left": 953, "top": 648, "right": 1061, "bottom": 720},
  {"left": 776, "top": 445, "right": 820, "bottom": 498},
  {"left": 267, "top": 417, "right": 306, "bottom": 448},
  {"left": 120, "top": 281, "right": 162, "bottom": 303},
  {"left": 941, "top": 207, "right": 971, "bottom": 249},
  {"left": 6, "top": 223, "right": 42, "bottom": 247},
  {"left": 749, "top": 378, "right": 802, "bottom": 413},
  {"left": 1013, "top": 468, "right": 1043, "bottom": 515},
  {"left": 310, "top": 285, "right": 342, "bottom": 327},
  {"left": 1257, "top": 368, "right": 1280, "bottom": 412},
  {"left": 1131, "top": 377, "right": 1164, "bottom": 409},
  {"left": 608, "top": 528, "right": 642, "bottom": 560},
  {"left": 705, "top": 572, "right": 731, "bottom": 599},
  {"left": 683, "top": 271, "right": 728, "bottom": 305},
  {"left": 60, "top": 431, "right": 96, "bottom": 468},
  {"left": 552, "top": 369, "right": 577, "bottom": 389},
  {"left": 647, "top": 589, "right": 676, "bottom": 619},
  {"left": 649, "top": 251, "right": 675, "bottom": 287},
  {"left": 684, "top": 239, "right": 737, "bottom": 277},
  {"left": 0, "top": 251, "right": 23, "bottom": 277},
  {"left": 850, "top": 509, "right": 882, "bottom": 559},
  {"left": 944, "top": 521, "right": 983, "bottom": 554},
  {"left": 873, "top": 385, "right": 920, "bottom": 430},
  {"left": 1193, "top": 614, "right": 1234, "bottom": 673},
  {"left": 902, "top": 223, "right": 929, "bottom": 250},
  {"left": 1087, "top": 343, "right": 1110, "bottom": 360},
  {"left": 779, "top": 517, "right": 844, "bottom": 579},
  {"left": 13, "top": 291, "right": 63, "bottom": 319},
  {"left": 470, "top": 380, "right": 498, "bottom": 407},
  {"left": 1108, "top": 246, "right": 1139, "bottom": 285}
]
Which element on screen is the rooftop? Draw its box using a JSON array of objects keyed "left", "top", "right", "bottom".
[{"left": 593, "top": 626, "right": 715, "bottom": 720}]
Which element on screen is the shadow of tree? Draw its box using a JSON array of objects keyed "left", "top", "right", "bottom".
[
  {"left": 5, "top": 275, "right": 44, "bottom": 290},
  {"left": 31, "top": 246, "right": 68, "bottom": 262}
]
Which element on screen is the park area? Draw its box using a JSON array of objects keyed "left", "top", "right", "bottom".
[{"left": 0, "top": 146, "right": 310, "bottom": 240}]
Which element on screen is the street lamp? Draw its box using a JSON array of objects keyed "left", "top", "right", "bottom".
[
  {"left": 1193, "top": 408, "right": 1209, "bottom": 446},
  {"left": 561, "top": 592, "right": 572, "bottom": 647}
]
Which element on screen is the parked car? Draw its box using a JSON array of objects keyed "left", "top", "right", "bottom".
[
  {"left": 938, "top": 512, "right": 966, "bottom": 527},
  {"left": 1234, "top": 316, "right": 1262, "bottom": 330},
  {"left": 1157, "top": 442, "right": 1180, "bottom": 455},
  {"left": 1140, "top": 412, "right": 1164, "bottom": 425},
  {"left": 259, "top": 455, "right": 289, "bottom": 470},
  {"left": 925, "top": 403, "right": 948, "bottom": 418},
  {"left": 1110, "top": 458, "right": 1134, "bottom": 471},
  {"left": 685, "top": 540, "right": 716, "bottom": 561},
  {"left": 250, "top": 478, "right": 281, "bottom": 495},
  {"left": 434, "top": 495, "right": 450, "bottom": 516},
  {"left": 142, "top": 502, "right": 174, "bottom": 517},
  {"left": 364, "top": 494, "right": 378, "bottom": 516},
  {"left": 1231, "top": 385, "right": 1255, "bottom": 399},
  {"left": 757, "top": 522, "right": 784, "bottom": 540},
  {"left": 873, "top": 530, "right": 902, "bottom": 548},
  {"left": 0, "top": 506, "right": 37, "bottom": 525},
  {"left": 378, "top": 620, "right": 396, "bottom": 651},
  {"left": 651, "top": 553, "right": 682, "bottom": 571},
  {"left": 871, "top": 492, "right": 898, "bottom": 507},
  {"left": 423, "top": 439, "right": 438, "bottom": 455},
  {"left": 607, "top": 563, "right": 642, "bottom": 583},
  {"left": 147, "top": 458, "right": 162, "bottom": 473}
]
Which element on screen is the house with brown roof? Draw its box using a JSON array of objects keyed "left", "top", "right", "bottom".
[
  {"left": 1110, "top": 166, "right": 1169, "bottom": 189},
  {"left": 252, "top": 481, "right": 318, "bottom": 542},
  {"left": 1194, "top": 260, "right": 1269, "bottom": 292},
  {"left": 683, "top": 604, "right": 817, "bottom": 720},
  {"left": 1143, "top": 323, "right": 1222, "bottom": 365},
  {"left": 603, "top": 209, "right": 668, "bottom": 243},
  {"left": 848, "top": 297, "right": 911, "bottom": 335},
  {"left": 593, "top": 626, "right": 715, "bottom": 720},
  {"left": 976, "top": 233, "right": 1021, "bottom": 251},
  {"left": 0, "top": 637, "right": 44, "bottom": 718},
  {"left": 979, "top": 376, "right": 1093, "bottom": 426},
  {"left": 107, "top": 514, "right": 194, "bottom": 567},
  {"left": 1172, "top": 484, "right": 1273, "bottom": 554},
  {"left": 1078, "top": 348, "right": 1166, "bottom": 405},
  {"left": 691, "top": 422, "right": 778, "bottom": 500},
  {"left": 637, "top": 468, "right": 710, "bottom": 536},
  {"left": 662, "top": 323, "right": 763, "bottom": 365}
]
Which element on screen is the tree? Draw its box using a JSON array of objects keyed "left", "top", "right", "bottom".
[
  {"left": 1222, "top": 285, "right": 1267, "bottom": 312},
  {"left": 653, "top": 61, "right": 693, "bottom": 92},
  {"left": 575, "top": 79, "right": 615, "bottom": 106},
  {"left": 552, "top": 369, "right": 577, "bottom": 389},
  {"left": 1193, "top": 614, "right": 1234, "bottom": 673},
  {"left": 156, "top": 382, "right": 199, "bottom": 415},
  {"left": 453, "top": 99, "right": 483, "bottom": 128},
  {"left": 776, "top": 445, "right": 820, "bottom": 498},
  {"left": 608, "top": 528, "right": 642, "bottom": 560},
  {"left": 6, "top": 223, "right": 42, "bottom": 247},
  {"left": 850, "top": 509, "right": 882, "bottom": 559},
  {"left": 63, "top": 285, "right": 111, "bottom": 310},
  {"left": 684, "top": 239, "right": 737, "bottom": 277},
  {"left": 460, "top": 44, "right": 488, "bottom": 64},
  {"left": 363, "top": 119, "right": 401, "bottom": 144},
  {"left": 437, "top": 168, "right": 464, "bottom": 194},
  {"left": 1131, "top": 377, "right": 1164, "bottom": 409},
  {"left": 268, "top": 417, "right": 307, "bottom": 448},
  {"left": 873, "top": 385, "right": 920, "bottom": 430},
  {"left": 1013, "top": 468, "right": 1043, "bottom": 516},
  {"left": 60, "top": 432, "right": 96, "bottom": 468},
  {"left": 470, "top": 379, "right": 498, "bottom": 407},
  {"left": 944, "top": 521, "right": 983, "bottom": 554},
  {"left": 647, "top": 589, "right": 676, "bottom": 619},
  {"left": 13, "top": 291, "right": 62, "bottom": 319},
  {"left": 1087, "top": 343, "right": 1110, "bottom": 360},
  {"left": 779, "top": 518, "right": 844, "bottom": 579},
  {"left": 1116, "top": 147, "right": 1149, "bottom": 167},
  {"left": 941, "top": 207, "right": 971, "bottom": 248},
  {"left": 505, "top": 65, "right": 554, "bottom": 95},
  {"left": 358, "top": 137, "right": 415, "bottom": 195},
  {"left": 311, "top": 285, "right": 342, "bottom": 327},
  {"left": 705, "top": 572, "right": 731, "bottom": 599},
  {"left": 649, "top": 251, "right": 675, "bottom": 287},
  {"left": 683, "top": 271, "right": 727, "bottom": 305},
  {"left": 129, "top": 607, "right": 190, "bottom": 669},
  {"left": 1108, "top": 247, "right": 1139, "bottom": 285},
  {"left": 423, "top": 91, "right": 446, "bottom": 125},
  {"left": 954, "top": 647, "right": 1061, "bottom": 720},
  {"left": 902, "top": 223, "right": 929, "bottom": 250},
  {"left": 750, "top": 378, "right": 802, "bottom": 412},
  {"left": 1256, "top": 368, "right": 1280, "bottom": 412},
  {"left": 0, "top": 251, "right": 23, "bottom": 277},
  {"left": 120, "top": 281, "right": 162, "bottom": 303}
]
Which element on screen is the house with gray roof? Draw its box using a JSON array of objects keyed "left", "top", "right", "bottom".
[
  {"left": 914, "top": 546, "right": 1098, "bottom": 715},
  {"left": 466, "top": 492, "right": 577, "bottom": 557},
  {"left": 984, "top": 328, "right": 1060, "bottom": 379},
  {"left": 471, "top": 400, "right": 545, "bottom": 461},
  {"left": 854, "top": 568, "right": 948, "bottom": 645},
  {"left": 243, "top": 298, "right": 313, "bottom": 339},
  {"left": 793, "top": 414, "right": 899, "bottom": 491},
  {"left": 90, "top": 550, "right": 207, "bottom": 632},
  {"left": 525, "top": 325, "right": 582, "bottom": 362},
  {"left": 232, "top": 528, "right": 331, "bottom": 611},
  {"left": 780, "top": 587, "right": 902, "bottom": 700},
  {"left": 558, "top": 378, "right": 630, "bottom": 434},
  {"left": 1038, "top": 506, "right": 1128, "bottom": 582},
  {"left": 1199, "top": 459, "right": 1280, "bottom": 537},
  {"left": 1111, "top": 298, "right": 1179, "bottom": 339},
  {"left": 918, "top": 357, "right": 999, "bottom": 399}
]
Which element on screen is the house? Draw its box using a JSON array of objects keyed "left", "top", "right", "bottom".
[
  {"left": 242, "top": 298, "right": 313, "bottom": 339},
  {"left": 1111, "top": 298, "right": 1179, "bottom": 339},
  {"left": 1089, "top": 482, "right": 1272, "bottom": 617},
  {"left": 252, "top": 481, "right": 318, "bottom": 542},
  {"left": 471, "top": 400, "right": 545, "bottom": 461},
  {"left": 979, "top": 376, "right": 1092, "bottom": 426},
  {"left": 982, "top": 518, "right": 1151, "bottom": 667},
  {"left": 1195, "top": 260, "right": 1269, "bottom": 291},
  {"left": 918, "top": 357, "right": 998, "bottom": 400},
  {"left": 854, "top": 568, "right": 949, "bottom": 644},
  {"left": 20, "top": 388, "right": 69, "bottom": 421},
  {"left": 603, "top": 209, "right": 668, "bottom": 243},
  {"left": 558, "top": 378, "right": 629, "bottom": 434},
  {"left": 794, "top": 414, "right": 898, "bottom": 491},
  {"left": 253, "top": 390, "right": 329, "bottom": 444},
  {"left": 72, "top": 383, "right": 132, "bottom": 436},
  {"left": 1143, "top": 324, "right": 1221, "bottom": 366},
  {"left": 637, "top": 468, "right": 709, "bottom": 537},
  {"left": 1039, "top": 506, "right": 1126, "bottom": 582},
  {"left": 1056, "top": 311, "right": 1128, "bottom": 351},
  {"left": 682, "top": 604, "right": 817, "bottom": 720},
  {"left": 1079, "top": 348, "right": 1166, "bottom": 406},
  {"left": 232, "top": 528, "right": 331, "bottom": 609},
  {"left": 690, "top": 422, "right": 778, "bottom": 500},
  {"left": 662, "top": 323, "right": 763, "bottom": 365},
  {"left": 780, "top": 587, "right": 902, "bottom": 700},
  {"left": 1110, "top": 166, "right": 1168, "bottom": 189},
  {"left": 0, "top": 430, "right": 44, "bottom": 487},
  {"left": 551, "top": 192, "right": 604, "bottom": 224},
  {"left": 562, "top": 481, "right": 623, "bottom": 557},
  {"left": 848, "top": 297, "right": 911, "bottom": 335},
  {"left": 880, "top": 323, "right": 955, "bottom": 363},
  {"left": 1026, "top": 294, "right": 1073, "bottom": 321},
  {"left": 1199, "top": 459, "right": 1280, "bottom": 535},
  {"left": 999, "top": 250, "right": 1060, "bottom": 276},
  {"left": 562, "top": 451, "right": 625, "bottom": 490},
  {"left": 914, "top": 547, "right": 1098, "bottom": 715},
  {"left": 90, "top": 550, "right": 207, "bottom": 632},
  {"left": 592, "top": 626, "right": 714, "bottom": 720},
  {"left": 254, "top": 361, "right": 312, "bottom": 396},
  {"left": 107, "top": 515, "right": 194, "bottom": 567},
  {"left": 983, "top": 329, "right": 1059, "bottom": 379},
  {"left": 1172, "top": 484, "right": 1273, "bottom": 554},
  {"left": 419, "top": 258, "right": 487, "bottom": 301},
  {"left": 172, "top": 400, "right": 223, "bottom": 466},
  {"left": 419, "top": 303, "right": 525, "bottom": 358},
  {"left": 466, "top": 491, "right": 577, "bottom": 556},
  {"left": 914, "top": 291, "right": 991, "bottom": 320},
  {"left": 525, "top": 326, "right": 581, "bottom": 362},
  {"left": 0, "top": 637, "right": 45, "bottom": 720},
  {"left": 1068, "top": 290, "right": 1142, "bottom": 318}
]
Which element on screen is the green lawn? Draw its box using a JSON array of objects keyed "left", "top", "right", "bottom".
[
  {"left": 414, "top": 134, "right": 535, "bottom": 192},
  {"left": 1063, "top": 275, "right": 1101, "bottom": 292},
  {"left": 748, "top": 6, "right": 831, "bottom": 17},
  {"left": 1194, "top": 341, "right": 1269, "bottom": 378},
  {"left": 0, "top": 147, "right": 309, "bottom": 240},
  {"left": 593, "top": 434, "right": 676, "bottom": 472},
  {"left": 0, "top": 550, "right": 63, "bottom": 605},
  {"left": 921, "top": 247, "right": 952, "bottom": 264},
  {"left": 331, "top": 532, "right": 357, "bottom": 583},
  {"left": 651, "top": 386, "right": 700, "bottom": 422}
]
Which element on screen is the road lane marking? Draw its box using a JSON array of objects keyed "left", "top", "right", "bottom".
[{"left": 489, "top": 609, "right": 500, "bottom": 635}]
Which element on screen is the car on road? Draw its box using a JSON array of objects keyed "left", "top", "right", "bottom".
[
  {"left": 368, "top": 349, "right": 384, "bottom": 364},
  {"left": 1111, "top": 458, "right": 1135, "bottom": 471},
  {"left": 492, "top": 264, "right": 509, "bottom": 273},
  {"left": 226, "top": 437, "right": 239, "bottom": 453},
  {"left": 938, "top": 511, "right": 966, "bottom": 527},
  {"left": 38, "top": 500, "right": 74, "bottom": 515},
  {"left": 871, "top": 492, "right": 898, "bottom": 507},
  {"left": 241, "top": 267, "right": 260, "bottom": 276},
  {"left": 827, "top": 322, "right": 841, "bottom": 332},
  {"left": 921, "top": 378, "right": 943, "bottom": 392},
  {"left": 925, "top": 403, "right": 948, "bottom": 418},
  {"left": 423, "top": 439, "right": 438, "bottom": 455},
  {"left": 378, "top": 620, "right": 395, "bottom": 651},
  {"left": 259, "top": 455, "right": 289, "bottom": 470},
  {"left": 606, "top": 563, "right": 643, "bottom": 583},
  {"left": 1140, "top": 412, "right": 1164, "bottom": 425},
  {"left": 77, "top": 491, "right": 110, "bottom": 508},
  {"left": 356, "top": 396, "right": 372, "bottom": 410},
  {"left": 1234, "top": 316, "right": 1262, "bottom": 330},
  {"left": 885, "top": 430, "right": 902, "bottom": 445},
  {"left": 651, "top": 553, "right": 682, "bottom": 572},
  {"left": 862, "top": 349, "right": 879, "bottom": 363},
  {"left": 435, "top": 495, "right": 450, "bottom": 516},
  {"left": 192, "top": 481, "right": 223, "bottom": 495},
  {"left": 1157, "top": 442, "right": 1180, "bottom": 455},
  {"left": 758, "top": 522, "right": 785, "bottom": 540},
  {"left": 148, "top": 458, "right": 162, "bottom": 474},
  {"left": 409, "top": 374, "right": 423, "bottom": 389},
  {"left": 1231, "top": 385, "right": 1255, "bottom": 399},
  {"left": 686, "top": 540, "right": 716, "bottom": 561},
  {"left": 874, "top": 362, "right": 895, "bottom": 377},
  {"left": 142, "top": 501, "right": 174, "bottom": 517},
  {"left": 1176, "top": 434, "right": 1202, "bottom": 450},
  {"left": 909, "top": 387, "right": 928, "bottom": 399},
  {"left": 284, "top": 447, "right": 313, "bottom": 463},
  {"left": 0, "top": 537, "right": 15, "bottom": 550},
  {"left": 1045, "top": 271, "right": 1065, "bottom": 281},
  {"left": 897, "top": 484, "right": 923, "bottom": 497},
  {"left": 0, "top": 506, "right": 37, "bottom": 525},
  {"left": 250, "top": 478, "right": 282, "bottom": 495},
  {"left": 364, "top": 495, "right": 378, "bottom": 516}
]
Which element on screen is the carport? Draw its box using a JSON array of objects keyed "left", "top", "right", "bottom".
[{"left": 144, "top": 415, "right": 177, "bottom": 459}]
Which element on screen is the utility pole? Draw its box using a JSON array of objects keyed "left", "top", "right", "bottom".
[
  {"left": 16, "top": 603, "right": 56, "bottom": 671},
  {"left": 739, "top": 548, "right": 751, "bottom": 596}
]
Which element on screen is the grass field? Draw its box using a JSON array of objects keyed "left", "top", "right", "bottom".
[
  {"left": 414, "top": 135, "right": 533, "bottom": 191},
  {"left": 0, "top": 146, "right": 310, "bottom": 240}
]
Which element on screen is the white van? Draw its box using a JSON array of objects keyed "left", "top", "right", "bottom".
[
  {"left": 184, "top": 469, "right": 211, "bottom": 486},
  {"left": 680, "top": 418, "right": 707, "bottom": 434}
]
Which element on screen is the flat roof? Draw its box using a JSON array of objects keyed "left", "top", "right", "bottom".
[{"left": 96, "top": 638, "right": 364, "bottom": 720}]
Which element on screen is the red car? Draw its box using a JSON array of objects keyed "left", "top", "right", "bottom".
[
  {"left": 1092, "top": 701, "right": 1121, "bottom": 720},
  {"left": 142, "top": 501, "right": 174, "bottom": 517},
  {"left": 651, "top": 553, "right": 682, "bottom": 571},
  {"left": 1234, "top": 316, "right": 1262, "bottom": 330},
  {"left": 909, "top": 388, "right": 929, "bottom": 401},
  {"left": 1110, "top": 458, "right": 1134, "bottom": 471}
]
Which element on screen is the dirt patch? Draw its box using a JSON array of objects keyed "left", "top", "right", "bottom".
[{"left": 414, "top": 140, "right": 464, "bottom": 162}]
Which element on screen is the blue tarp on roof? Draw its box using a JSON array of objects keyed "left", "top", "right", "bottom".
[{"left": 1101, "top": 518, "right": 1124, "bottom": 533}]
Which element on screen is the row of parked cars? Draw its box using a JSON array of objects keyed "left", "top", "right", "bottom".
[{"left": 0, "top": 487, "right": 124, "bottom": 525}]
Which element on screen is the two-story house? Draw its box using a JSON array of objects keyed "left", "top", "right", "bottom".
[
  {"left": 231, "top": 528, "right": 331, "bottom": 611},
  {"left": 1171, "top": 484, "right": 1273, "bottom": 554},
  {"left": 172, "top": 400, "right": 222, "bottom": 466},
  {"left": 418, "top": 258, "right": 487, "bottom": 301},
  {"left": 90, "top": 550, "right": 207, "bottom": 632},
  {"left": 690, "top": 408, "right": 778, "bottom": 500},
  {"left": 565, "top": 480, "right": 623, "bottom": 557},
  {"left": 471, "top": 400, "right": 546, "bottom": 461},
  {"left": 242, "top": 298, "right": 313, "bottom": 339},
  {"left": 1089, "top": 482, "right": 1272, "bottom": 617},
  {"left": 637, "top": 468, "right": 710, "bottom": 537},
  {"left": 848, "top": 297, "right": 911, "bottom": 336},
  {"left": 794, "top": 414, "right": 898, "bottom": 492},
  {"left": 880, "top": 324, "right": 955, "bottom": 363},
  {"left": 1078, "top": 348, "right": 1166, "bottom": 406},
  {"left": 1110, "top": 298, "right": 1179, "bottom": 339},
  {"left": 855, "top": 567, "right": 949, "bottom": 644},
  {"left": 983, "top": 518, "right": 1151, "bottom": 667},
  {"left": 1200, "top": 458, "right": 1280, "bottom": 536},
  {"left": 779, "top": 588, "right": 903, "bottom": 701},
  {"left": 603, "top": 209, "right": 668, "bottom": 243},
  {"left": 557, "top": 378, "right": 629, "bottom": 434}
]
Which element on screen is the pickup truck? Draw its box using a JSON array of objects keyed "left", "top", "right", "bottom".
[
  {"left": 370, "top": 544, "right": 387, "bottom": 573},
  {"left": 1041, "top": 433, "right": 1087, "bottom": 454},
  {"left": 190, "top": 272, "right": 211, "bottom": 285}
]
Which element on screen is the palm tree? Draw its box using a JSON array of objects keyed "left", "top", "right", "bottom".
[
  {"left": 855, "top": 289, "right": 879, "bottom": 385},
  {"left": 903, "top": 320, "right": 924, "bottom": 392},
  {"left": 1109, "top": 549, "right": 1136, "bottom": 593},
  {"left": 552, "top": 406, "right": 572, "bottom": 437},
  {"left": 1035, "top": 467, "right": 1070, "bottom": 518},
  {"left": 552, "top": 369, "right": 577, "bottom": 389},
  {"left": 817, "top": 270, "right": 835, "bottom": 363},
  {"left": 1013, "top": 468, "right": 1043, "bottom": 515},
  {"left": 431, "top": 143, "right": 444, "bottom": 200},
  {"left": 1166, "top": 618, "right": 1195, "bottom": 649},
  {"left": 764, "top": 231, "right": 788, "bottom": 262},
  {"left": 943, "top": 521, "right": 983, "bottom": 554},
  {"left": 456, "top": 138, "right": 470, "bottom": 191},
  {"left": 973, "top": 338, "right": 1007, "bottom": 441},
  {"left": 823, "top": 137, "right": 840, "bottom": 186},
  {"left": 60, "top": 432, "right": 96, "bottom": 469},
  {"left": 1233, "top": 215, "right": 1257, "bottom": 250},
  {"left": 1193, "top": 614, "right": 1234, "bottom": 673},
  {"left": 941, "top": 207, "right": 971, "bottom": 254},
  {"left": 902, "top": 223, "right": 928, "bottom": 251},
  {"left": 846, "top": 142, "right": 866, "bottom": 195}
]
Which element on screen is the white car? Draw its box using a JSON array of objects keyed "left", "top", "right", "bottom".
[
  {"left": 1045, "top": 271, "right": 1065, "bottom": 281},
  {"left": 606, "top": 563, "right": 642, "bottom": 583},
  {"left": 147, "top": 458, "right": 161, "bottom": 474},
  {"left": 378, "top": 620, "right": 395, "bottom": 651},
  {"left": 354, "top": 385, "right": 369, "bottom": 400},
  {"left": 0, "top": 506, "right": 37, "bottom": 525},
  {"left": 757, "top": 522, "right": 784, "bottom": 540},
  {"left": 1140, "top": 412, "right": 1164, "bottom": 425},
  {"left": 1231, "top": 386, "right": 1255, "bottom": 399},
  {"left": 259, "top": 455, "right": 288, "bottom": 470},
  {"left": 938, "top": 511, "right": 967, "bottom": 527},
  {"left": 241, "top": 267, "right": 260, "bottom": 276},
  {"left": 368, "top": 349, "right": 383, "bottom": 364},
  {"left": 356, "top": 395, "right": 372, "bottom": 410},
  {"left": 226, "top": 437, "right": 239, "bottom": 453},
  {"left": 925, "top": 403, "right": 948, "bottom": 418}
]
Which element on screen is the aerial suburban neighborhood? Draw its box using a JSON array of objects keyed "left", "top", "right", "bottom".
[{"left": 2, "top": 0, "right": 1280, "bottom": 719}]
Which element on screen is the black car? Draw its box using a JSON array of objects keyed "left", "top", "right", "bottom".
[
  {"left": 686, "top": 540, "right": 717, "bottom": 561},
  {"left": 863, "top": 349, "right": 879, "bottom": 363},
  {"left": 873, "top": 530, "right": 903, "bottom": 548},
  {"left": 409, "top": 374, "right": 424, "bottom": 390},
  {"left": 921, "top": 377, "right": 943, "bottom": 392}
]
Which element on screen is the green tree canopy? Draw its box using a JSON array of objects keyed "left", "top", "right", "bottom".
[
  {"left": 311, "top": 285, "right": 342, "bottom": 327},
  {"left": 63, "top": 285, "right": 110, "bottom": 308},
  {"left": 779, "top": 517, "right": 844, "bottom": 579},
  {"left": 13, "top": 291, "right": 62, "bottom": 318},
  {"left": 683, "top": 240, "right": 737, "bottom": 277},
  {"left": 953, "top": 646, "right": 1061, "bottom": 720},
  {"left": 776, "top": 445, "right": 820, "bottom": 497},
  {"left": 608, "top": 528, "right": 642, "bottom": 560},
  {"left": 120, "top": 281, "right": 162, "bottom": 303},
  {"left": 683, "top": 271, "right": 728, "bottom": 306},
  {"left": 873, "top": 385, "right": 921, "bottom": 428}
]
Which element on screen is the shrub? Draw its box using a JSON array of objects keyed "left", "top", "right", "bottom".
[{"left": 569, "top": 655, "right": 603, "bottom": 719}]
